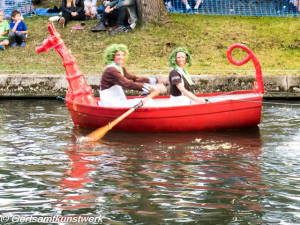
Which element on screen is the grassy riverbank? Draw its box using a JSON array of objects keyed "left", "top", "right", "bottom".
[{"left": 1, "top": 6, "right": 300, "bottom": 75}]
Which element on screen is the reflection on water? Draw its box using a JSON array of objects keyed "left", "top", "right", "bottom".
[{"left": 0, "top": 100, "right": 299, "bottom": 224}]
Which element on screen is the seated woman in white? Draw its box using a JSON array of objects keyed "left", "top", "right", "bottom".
[
  {"left": 100, "top": 44, "right": 158, "bottom": 107},
  {"left": 84, "top": 0, "right": 98, "bottom": 19},
  {"left": 168, "top": 47, "right": 206, "bottom": 106}
]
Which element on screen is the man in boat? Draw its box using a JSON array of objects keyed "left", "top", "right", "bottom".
[
  {"left": 100, "top": 44, "right": 165, "bottom": 107},
  {"left": 168, "top": 47, "right": 206, "bottom": 106}
]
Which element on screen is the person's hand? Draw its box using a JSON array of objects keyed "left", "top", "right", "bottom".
[
  {"left": 71, "top": 12, "right": 78, "bottom": 17},
  {"left": 156, "top": 83, "right": 167, "bottom": 94},
  {"left": 157, "top": 76, "right": 169, "bottom": 86},
  {"left": 104, "top": 6, "right": 111, "bottom": 13},
  {"left": 195, "top": 97, "right": 206, "bottom": 104}
]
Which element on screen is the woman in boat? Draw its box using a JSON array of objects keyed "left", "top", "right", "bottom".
[
  {"left": 100, "top": 44, "right": 159, "bottom": 107},
  {"left": 168, "top": 47, "right": 206, "bottom": 106}
]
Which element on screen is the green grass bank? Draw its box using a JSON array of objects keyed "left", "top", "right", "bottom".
[{"left": 1, "top": 8, "right": 300, "bottom": 76}]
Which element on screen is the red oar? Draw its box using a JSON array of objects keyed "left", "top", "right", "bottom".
[{"left": 79, "top": 84, "right": 166, "bottom": 142}]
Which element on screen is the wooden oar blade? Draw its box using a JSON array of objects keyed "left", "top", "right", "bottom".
[{"left": 79, "top": 124, "right": 110, "bottom": 142}]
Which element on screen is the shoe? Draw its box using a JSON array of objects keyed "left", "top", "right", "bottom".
[
  {"left": 109, "top": 26, "right": 125, "bottom": 36},
  {"left": 123, "top": 26, "right": 133, "bottom": 33},
  {"left": 129, "top": 22, "right": 136, "bottom": 30},
  {"left": 91, "top": 21, "right": 106, "bottom": 32},
  {"left": 48, "top": 16, "right": 60, "bottom": 22},
  {"left": 11, "top": 42, "right": 17, "bottom": 47},
  {"left": 0, "top": 45, "right": 4, "bottom": 50},
  {"left": 20, "top": 42, "right": 26, "bottom": 47},
  {"left": 124, "top": 22, "right": 136, "bottom": 33},
  {"left": 194, "top": 7, "right": 199, "bottom": 14},
  {"left": 59, "top": 17, "right": 65, "bottom": 28},
  {"left": 186, "top": 8, "right": 193, "bottom": 14}
]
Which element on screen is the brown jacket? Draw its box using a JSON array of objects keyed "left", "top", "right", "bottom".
[{"left": 100, "top": 67, "right": 150, "bottom": 91}]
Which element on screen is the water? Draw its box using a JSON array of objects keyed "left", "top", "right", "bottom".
[{"left": 0, "top": 99, "right": 299, "bottom": 224}]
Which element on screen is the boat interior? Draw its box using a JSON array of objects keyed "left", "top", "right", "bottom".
[{"left": 96, "top": 92, "right": 261, "bottom": 108}]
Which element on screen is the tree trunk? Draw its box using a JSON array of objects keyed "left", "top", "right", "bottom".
[{"left": 136, "top": 0, "right": 168, "bottom": 24}]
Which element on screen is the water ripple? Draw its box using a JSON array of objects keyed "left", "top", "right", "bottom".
[{"left": 0, "top": 100, "right": 299, "bottom": 224}]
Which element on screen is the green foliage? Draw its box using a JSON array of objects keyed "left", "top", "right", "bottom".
[{"left": 1, "top": 12, "right": 300, "bottom": 75}]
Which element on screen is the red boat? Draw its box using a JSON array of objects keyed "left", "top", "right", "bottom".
[{"left": 36, "top": 23, "right": 264, "bottom": 132}]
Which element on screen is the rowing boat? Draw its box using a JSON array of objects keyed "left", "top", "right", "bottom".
[{"left": 36, "top": 23, "right": 264, "bottom": 132}]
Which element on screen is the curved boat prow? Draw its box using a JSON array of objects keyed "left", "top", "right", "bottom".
[
  {"left": 35, "top": 22, "right": 98, "bottom": 106},
  {"left": 226, "top": 44, "right": 264, "bottom": 94}
]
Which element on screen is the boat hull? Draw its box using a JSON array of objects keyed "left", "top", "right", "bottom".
[{"left": 66, "top": 91, "right": 263, "bottom": 132}]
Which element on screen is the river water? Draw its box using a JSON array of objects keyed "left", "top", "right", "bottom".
[{"left": 0, "top": 99, "right": 299, "bottom": 224}]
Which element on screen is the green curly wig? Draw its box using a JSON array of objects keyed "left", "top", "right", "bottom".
[
  {"left": 103, "top": 44, "right": 129, "bottom": 65},
  {"left": 169, "top": 47, "right": 192, "bottom": 68}
]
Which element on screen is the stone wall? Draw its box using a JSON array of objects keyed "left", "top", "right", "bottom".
[{"left": 1, "top": 74, "right": 300, "bottom": 98}]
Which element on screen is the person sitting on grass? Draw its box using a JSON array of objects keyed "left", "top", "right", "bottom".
[
  {"left": 9, "top": 10, "right": 28, "bottom": 48},
  {"left": 92, "top": 0, "right": 137, "bottom": 35},
  {"left": 92, "top": 0, "right": 117, "bottom": 32},
  {"left": 99, "top": 44, "right": 162, "bottom": 107},
  {"left": 59, "top": 0, "right": 86, "bottom": 28},
  {"left": 168, "top": 48, "right": 206, "bottom": 106},
  {"left": 0, "top": 9, "right": 10, "bottom": 50},
  {"left": 84, "top": 0, "right": 98, "bottom": 19}
]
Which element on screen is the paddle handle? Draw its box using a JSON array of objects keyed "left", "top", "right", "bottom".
[
  {"left": 108, "top": 107, "right": 135, "bottom": 129},
  {"left": 109, "top": 89, "right": 160, "bottom": 128}
]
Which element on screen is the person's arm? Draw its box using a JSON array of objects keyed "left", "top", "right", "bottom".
[
  {"left": 107, "top": 67, "right": 145, "bottom": 91},
  {"left": 115, "top": 0, "right": 134, "bottom": 8},
  {"left": 104, "top": 5, "right": 114, "bottom": 13},
  {"left": 0, "top": 22, "right": 9, "bottom": 37},
  {"left": 123, "top": 68, "right": 150, "bottom": 83},
  {"left": 61, "top": 0, "right": 73, "bottom": 13},
  {"left": 176, "top": 82, "right": 206, "bottom": 104},
  {"left": 11, "top": 21, "right": 20, "bottom": 33},
  {"left": 0, "top": 31, "right": 8, "bottom": 38},
  {"left": 108, "top": 0, "right": 118, "bottom": 7},
  {"left": 75, "top": 0, "right": 84, "bottom": 13}
]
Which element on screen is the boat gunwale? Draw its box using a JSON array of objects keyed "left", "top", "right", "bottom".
[{"left": 66, "top": 90, "right": 262, "bottom": 113}]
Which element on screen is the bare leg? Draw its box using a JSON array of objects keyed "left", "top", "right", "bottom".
[
  {"left": 167, "top": 1, "right": 173, "bottom": 10},
  {"left": 195, "top": 0, "right": 202, "bottom": 9},
  {"left": 181, "top": 0, "right": 191, "bottom": 9}
]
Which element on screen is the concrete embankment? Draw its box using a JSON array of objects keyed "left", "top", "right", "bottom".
[{"left": 1, "top": 74, "right": 300, "bottom": 98}]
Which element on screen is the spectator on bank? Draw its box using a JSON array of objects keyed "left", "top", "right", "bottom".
[
  {"left": 59, "top": 0, "right": 86, "bottom": 28},
  {"left": 0, "top": 9, "right": 10, "bottom": 50},
  {"left": 164, "top": 0, "right": 190, "bottom": 12},
  {"left": 97, "top": 0, "right": 111, "bottom": 16},
  {"left": 9, "top": 10, "right": 27, "bottom": 48},
  {"left": 84, "top": 0, "right": 98, "bottom": 19},
  {"left": 92, "top": 0, "right": 117, "bottom": 31},
  {"left": 165, "top": 0, "right": 202, "bottom": 12},
  {"left": 92, "top": 0, "right": 137, "bottom": 35}
]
